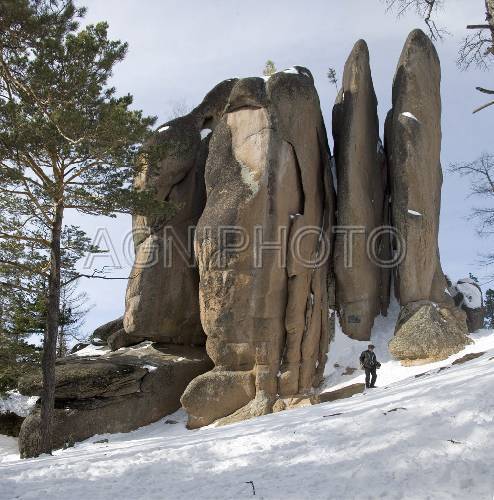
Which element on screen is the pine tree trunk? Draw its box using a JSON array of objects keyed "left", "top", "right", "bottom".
[{"left": 39, "top": 201, "right": 64, "bottom": 456}]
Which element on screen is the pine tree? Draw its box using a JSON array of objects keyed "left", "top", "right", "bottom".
[
  {"left": 469, "top": 273, "right": 480, "bottom": 283},
  {"left": 263, "top": 60, "right": 277, "bottom": 77},
  {"left": 56, "top": 280, "right": 92, "bottom": 357},
  {"left": 0, "top": 0, "right": 169, "bottom": 457},
  {"left": 484, "top": 288, "right": 494, "bottom": 328},
  {"left": 0, "top": 236, "right": 91, "bottom": 390},
  {"left": 327, "top": 67, "right": 338, "bottom": 90}
]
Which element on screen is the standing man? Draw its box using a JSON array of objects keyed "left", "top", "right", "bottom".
[{"left": 360, "top": 344, "right": 380, "bottom": 388}]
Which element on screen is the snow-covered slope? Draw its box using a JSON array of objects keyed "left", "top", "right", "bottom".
[{"left": 1, "top": 330, "right": 493, "bottom": 499}]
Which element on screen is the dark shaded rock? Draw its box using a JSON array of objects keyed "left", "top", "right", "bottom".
[
  {"left": 70, "top": 343, "right": 90, "bottom": 354},
  {"left": 464, "top": 308, "right": 485, "bottom": 333},
  {"left": 383, "top": 407, "right": 407, "bottom": 415},
  {"left": 18, "top": 343, "right": 212, "bottom": 458},
  {"left": 0, "top": 411, "right": 24, "bottom": 437},
  {"left": 107, "top": 329, "right": 145, "bottom": 351},
  {"left": 389, "top": 300, "right": 472, "bottom": 361},
  {"left": 91, "top": 317, "right": 124, "bottom": 344},
  {"left": 318, "top": 383, "right": 365, "bottom": 403},
  {"left": 452, "top": 352, "right": 485, "bottom": 365},
  {"left": 93, "top": 438, "right": 109, "bottom": 444},
  {"left": 332, "top": 40, "right": 390, "bottom": 341}
]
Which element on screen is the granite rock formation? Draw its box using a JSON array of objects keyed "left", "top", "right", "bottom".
[
  {"left": 389, "top": 301, "right": 471, "bottom": 361},
  {"left": 18, "top": 343, "right": 212, "bottom": 458},
  {"left": 181, "top": 68, "right": 335, "bottom": 428},
  {"left": 384, "top": 29, "right": 449, "bottom": 307},
  {"left": 123, "top": 79, "right": 237, "bottom": 346},
  {"left": 15, "top": 30, "right": 476, "bottom": 450},
  {"left": 90, "top": 316, "right": 123, "bottom": 345},
  {"left": 332, "top": 40, "right": 390, "bottom": 341}
]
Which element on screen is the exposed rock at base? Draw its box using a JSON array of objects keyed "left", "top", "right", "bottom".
[
  {"left": 333, "top": 40, "right": 390, "bottom": 341},
  {"left": 181, "top": 68, "right": 335, "bottom": 428},
  {"left": 18, "top": 343, "right": 212, "bottom": 458},
  {"left": 317, "top": 383, "right": 366, "bottom": 403},
  {"left": 0, "top": 412, "right": 24, "bottom": 437},
  {"left": 180, "top": 370, "right": 256, "bottom": 429},
  {"left": 385, "top": 29, "right": 449, "bottom": 307},
  {"left": 272, "top": 396, "right": 315, "bottom": 413},
  {"left": 214, "top": 396, "right": 273, "bottom": 427},
  {"left": 107, "top": 328, "right": 145, "bottom": 351},
  {"left": 389, "top": 301, "right": 472, "bottom": 362},
  {"left": 123, "top": 79, "right": 237, "bottom": 346},
  {"left": 452, "top": 351, "right": 485, "bottom": 365},
  {"left": 464, "top": 308, "right": 485, "bottom": 333}
]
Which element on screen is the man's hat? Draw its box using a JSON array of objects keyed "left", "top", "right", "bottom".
[{"left": 368, "top": 344, "right": 375, "bottom": 349}]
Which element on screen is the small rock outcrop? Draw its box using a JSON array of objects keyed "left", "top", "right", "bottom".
[
  {"left": 448, "top": 277, "right": 484, "bottom": 332},
  {"left": 90, "top": 316, "right": 124, "bottom": 345},
  {"left": 389, "top": 301, "right": 471, "bottom": 362},
  {"left": 318, "top": 383, "right": 365, "bottom": 403},
  {"left": 385, "top": 29, "right": 449, "bottom": 307},
  {"left": 18, "top": 343, "right": 212, "bottom": 458},
  {"left": 181, "top": 68, "right": 335, "bottom": 428},
  {"left": 332, "top": 40, "right": 390, "bottom": 341}
]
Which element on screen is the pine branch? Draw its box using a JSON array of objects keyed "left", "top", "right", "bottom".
[{"left": 0, "top": 232, "right": 50, "bottom": 246}]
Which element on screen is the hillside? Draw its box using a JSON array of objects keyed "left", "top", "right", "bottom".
[{"left": 1, "top": 329, "right": 493, "bottom": 500}]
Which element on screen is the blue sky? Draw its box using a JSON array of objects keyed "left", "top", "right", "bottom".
[{"left": 70, "top": 0, "right": 493, "bottom": 335}]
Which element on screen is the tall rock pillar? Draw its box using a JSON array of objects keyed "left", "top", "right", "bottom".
[
  {"left": 384, "top": 29, "right": 449, "bottom": 307},
  {"left": 333, "top": 40, "right": 390, "bottom": 341}
]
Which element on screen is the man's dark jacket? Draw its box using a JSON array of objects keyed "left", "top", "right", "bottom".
[{"left": 360, "top": 350, "right": 377, "bottom": 369}]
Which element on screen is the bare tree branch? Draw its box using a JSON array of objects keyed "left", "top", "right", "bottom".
[
  {"left": 477, "top": 86, "right": 494, "bottom": 94},
  {"left": 383, "top": 0, "right": 446, "bottom": 40},
  {"left": 450, "top": 153, "right": 494, "bottom": 233},
  {"left": 473, "top": 99, "right": 494, "bottom": 113}
]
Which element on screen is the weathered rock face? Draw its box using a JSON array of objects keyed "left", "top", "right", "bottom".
[
  {"left": 332, "top": 40, "right": 390, "bottom": 341},
  {"left": 181, "top": 68, "right": 335, "bottom": 428},
  {"left": 123, "top": 79, "right": 237, "bottom": 346},
  {"left": 385, "top": 29, "right": 449, "bottom": 307},
  {"left": 90, "top": 316, "right": 123, "bottom": 345},
  {"left": 464, "top": 307, "right": 485, "bottom": 333},
  {"left": 18, "top": 343, "right": 212, "bottom": 458},
  {"left": 389, "top": 301, "right": 471, "bottom": 362},
  {"left": 0, "top": 412, "right": 24, "bottom": 437}
]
